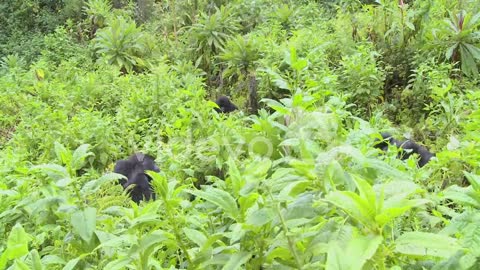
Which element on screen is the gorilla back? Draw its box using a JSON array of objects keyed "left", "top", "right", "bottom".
[
  {"left": 374, "top": 133, "right": 435, "bottom": 167},
  {"left": 114, "top": 153, "right": 160, "bottom": 204},
  {"left": 214, "top": 96, "right": 238, "bottom": 113}
]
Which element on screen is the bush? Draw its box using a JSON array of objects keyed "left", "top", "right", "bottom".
[
  {"left": 41, "top": 27, "right": 93, "bottom": 69},
  {"left": 94, "top": 16, "right": 153, "bottom": 73},
  {"left": 337, "top": 44, "right": 385, "bottom": 117}
]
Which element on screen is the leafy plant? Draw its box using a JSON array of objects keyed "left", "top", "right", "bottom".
[
  {"left": 272, "top": 4, "right": 296, "bottom": 32},
  {"left": 83, "top": 0, "right": 112, "bottom": 38},
  {"left": 0, "top": 53, "right": 24, "bottom": 73},
  {"left": 326, "top": 175, "right": 428, "bottom": 234},
  {"left": 443, "top": 10, "right": 480, "bottom": 77},
  {"left": 187, "top": 6, "right": 240, "bottom": 74},
  {"left": 41, "top": 26, "right": 93, "bottom": 68},
  {"left": 220, "top": 35, "right": 261, "bottom": 80},
  {"left": 94, "top": 16, "right": 149, "bottom": 73},
  {"left": 219, "top": 34, "right": 262, "bottom": 113},
  {"left": 0, "top": 224, "right": 32, "bottom": 269},
  {"left": 2, "top": 1, "right": 480, "bottom": 269},
  {"left": 338, "top": 44, "right": 385, "bottom": 118}
]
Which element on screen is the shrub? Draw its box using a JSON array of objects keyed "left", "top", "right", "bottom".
[{"left": 337, "top": 44, "right": 385, "bottom": 118}]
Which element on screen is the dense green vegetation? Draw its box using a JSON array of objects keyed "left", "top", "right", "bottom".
[{"left": 1, "top": 0, "right": 480, "bottom": 269}]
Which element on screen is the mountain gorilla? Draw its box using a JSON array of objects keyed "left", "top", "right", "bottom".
[
  {"left": 114, "top": 153, "right": 160, "bottom": 204},
  {"left": 374, "top": 132, "right": 435, "bottom": 167},
  {"left": 214, "top": 96, "right": 238, "bottom": 113}
]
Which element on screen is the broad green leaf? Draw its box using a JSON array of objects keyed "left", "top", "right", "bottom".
[
  {"left": 352, "top": 175, "right": 377, "bottom": 209},
  {"left": 149, "top": 171, "right": 168, "bottom": 199},
  {"left": 377, "top": 181, "right": 420, "bottom": 201},
  {"left": 443, "top": 186, "right": 480, "bottom": 208},
  {"left": 229, "top": 223, "right": 246, "bottom": 244},
  {"left": 35, "top": 69, "right": 44, "bottom": 80},
  {"left": 292, "top": 59, "right": 308, "bottom": 72},
  {"left": 6, "top": 223, "right": 32, "bottom": 259},
  {"left": 227, "top": 158, "right": 244, "bottom": 196},
  {"left": 29, "top": 249, "right": 44, "bottom": 270},
  {"left": 445, "top": 44, "right": 457, "bottom": 60},
  {"left": 326, "top": 243, "right": 345, "bottom": 270},
  {"left": 285, "top": 218, "right": 312, "bottom": 229},
  {"left": 278, "top": 180, "right": 310, "bottom": 199},
  {"left": 465, "top": 12, "right": 480, "bottom": 28},
  {"left": 56, "top": 177, "right": 73, "bottom": 188},
  {"left": 0, "top": 253, "right": 6, "bottom": 269},
  {"left": 263, "top": 99, "right": 289, "bottom": 114},
  {"left": 464, "top": 171, "right": 480, "bottom": 192},
  {"left": 199, "top": 233, "right": 225, "bottom": 252},
  {"left": 62, "top": 258, "right": 80, "bottom": 270},
  {"left": 104, "top": 257, "right": 132, "bottom": 270},
  {"left": 81, "top": 173, "right": 123, "bottom": 195},
  {"left": 222, "top": 252, "right": 252, "bottom": 270},
  {"left": 287, "top": 46, "right": 297, "bottom": 66},
  {"left": 189, "top": 187, "right": 239, "bottom": 220},
  {"left": 463, "top": 43, "right": 480, "bottom": 60},
  {"left": 209, "top": 100, "right": 220, "bottom": 110},
  {"left": 266, "top": 246, "right": 293, "bottom": 263},
  {"left": 244, "top": 158, "right": 272, "bottom": 179},
  {"left": 93, "top": 234, "right": 137, "bottom": 252},
  {"left": 376, "top": 205, "right": 414, "bottom": 227},
  {"left": 54, "top": 142, "right": 70, "bottom": 166},
  {"left": 130, "top": 213, "right": 162, "bottom": 229},
  {"left": 460, "top": 44, "right": 479, "bottom": 76},
  {"left": 395, "top": 232, "right": 461, "bottom": 258},
  {"left": 405, "top": 21, "right": 415, "bottom": 30},
  {"left": 31, "top": 164, "right": 70, "bottom": 186},
  {"left": 349, "top": 235, "right": 383, "bottom": 268},
  {"left": 325, "top": 160, "right": 346, "bottom": 190},
  {"left": 246, "top": 208, "right": 275, "bottom": 227},
  {"left": 367, "top": 159, "right": 409, "bottom": 180},
  {"left": 139, "top": 230, "right": 171, "bottom": 252},
  {"left": 13, "top": 260, "right": 30, "bottom": 270},
  {"left": 183, "top": 228, "right": 207, "bottom": 248},
  {"left": 238, "top": 193, "right": 259, "bottom": 213},
  {"left": 0, "top": 190, "right": 18, "bottom": 196},
  {"left": 260, "top": 68, "right": 290, "bottom": 90},
  {"left": 71, "top": 144, "right": 93, "bottom": 171},
  {"left": 71, "top": 207, "right": 96, "bottom": 242},
  {"left": 326, "top": 191, "right": 375, "bottom": 229},
  {"left": 41, "top": 255, "right": 65, "bottom": 266},
  {"left": 327, "top": 235, "right": 383, "bottom": 270},
  {"left": 273, "top": 77, "right": 290, "bottom": 90}
]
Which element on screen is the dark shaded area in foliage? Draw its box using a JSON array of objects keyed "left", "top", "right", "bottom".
[
  {"left": 0, "top": 0, "right": 83, "bottom": 63},
  {"left": 214, "top": 95, "right": 238, "bottom": 113},
  {"left": 375, "top": 132, "right": 435, "bottom": 167},
  {"left": 114, "top": 152, "right": 160, "bottom": 203}
]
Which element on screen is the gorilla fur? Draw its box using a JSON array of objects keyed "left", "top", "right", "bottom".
[
  {"left": 374, "top": 132, "right": 435, "bottom": 167},
  {"left": 114, "top": 153, "right": 160, "bottom": 203},
  {"left": 214, "top": 96, "right": 238, "bottom": 113}
]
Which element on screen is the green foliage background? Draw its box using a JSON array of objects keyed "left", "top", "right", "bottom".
[{"left": 1, "top": 0, "right": 480, "bottom": 269}]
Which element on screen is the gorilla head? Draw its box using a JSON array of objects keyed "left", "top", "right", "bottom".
[
  {"left": 374, "top": 132, "right": 435, "bottom": 168},
  {"left": 114, "top": 153, "right": 160, "bottom": 204},
  {"left": 214, "top": 96, "right": 238, "bottom": 113}
]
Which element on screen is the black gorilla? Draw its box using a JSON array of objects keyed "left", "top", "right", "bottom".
[
  {"left": 214, "top": 96, "right": 238, "bottom": 113},
  {"left": 114, "top": 153, "right": 160, "bottom": 203},
  {"left": 374, "top": 132, "right": 435, "bottom": 167}
]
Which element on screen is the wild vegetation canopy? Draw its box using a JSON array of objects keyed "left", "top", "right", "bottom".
[{"left": 1, "top": 0, "right": 480, "bottom": 269}]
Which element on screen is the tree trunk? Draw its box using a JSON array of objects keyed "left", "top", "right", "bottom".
[
  {"left": 247, "top": 73, "right": 259, "bottom": 114},
  {"left": 136, "top": 0, "right": 153, "bottom": 23},
  {"left": 112, "top": 0, "right": 125, "bottom": 9}
]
